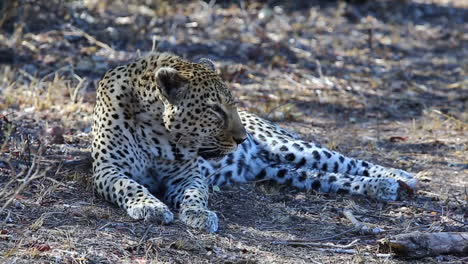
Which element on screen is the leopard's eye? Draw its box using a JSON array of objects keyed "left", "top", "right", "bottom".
[
  {"left": 211, "top": 105, "right": 223, "bottom": 113},
  {"left": 209, "top": 104, "right": 227, "bottom": 120}
]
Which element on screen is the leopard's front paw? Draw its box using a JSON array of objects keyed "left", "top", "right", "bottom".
[
  {"left": 180, "top": 208, "right": 219, "bottom": 233},
  {"left": 127, "top": 202, "right": 174, "bottom": 224}
]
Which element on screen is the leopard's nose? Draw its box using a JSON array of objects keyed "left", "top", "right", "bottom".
[{"left": 233, "top": 136, "right": 247, "bottom": 145}]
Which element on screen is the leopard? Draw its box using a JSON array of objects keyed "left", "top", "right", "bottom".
[{"left": 92, "top": 52, "right": 417, "bottom": 233}]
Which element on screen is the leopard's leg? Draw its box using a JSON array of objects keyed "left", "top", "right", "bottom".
[
  {"left": 251, "top": 164, "right": 404, "bottom": 201},
  {"left": 93, "top": 166, "right": 174, "bottom": 223},
  {"left": 239, "top": 111, "right": 416, "bottom": 186},
  {"left": 203, "top": 146, "right": 404, "bottom": 201},
  {"left": 161, "top": 160, "right": 218, "bottom": 233},
  {"left": 203, "top": 111, "right": 416, "bottom": 201}
]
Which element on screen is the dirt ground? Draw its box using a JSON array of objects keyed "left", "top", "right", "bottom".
[{"left": 0, "top": 0, "right": 467, "bottom": 263}]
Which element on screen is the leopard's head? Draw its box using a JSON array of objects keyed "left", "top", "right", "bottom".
[{"left": 155, "top": 56, "right": 246, "bottom": 160}]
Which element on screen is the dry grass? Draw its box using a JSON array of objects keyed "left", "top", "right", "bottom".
[{"left": 0, "top": 0, "right": 467, "bottom": 263}]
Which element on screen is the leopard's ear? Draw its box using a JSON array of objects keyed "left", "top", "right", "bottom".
[
  {"left": 198, "top": 58, "right": 215, "bottom": 71},
  {"left": 155, "top": 67, "right": 189, "bottom": 104}
]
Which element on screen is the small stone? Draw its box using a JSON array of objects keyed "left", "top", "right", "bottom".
[{"left": 47, "top": 126, "right": 65, "bottom": 144}]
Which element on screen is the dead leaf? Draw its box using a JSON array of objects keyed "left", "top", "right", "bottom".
[
  {"left": 389, "top": 136, "right": 408, "bottom": 142},
  {"left": 34, "top": 244, "right": 51, "bottom": 252}
]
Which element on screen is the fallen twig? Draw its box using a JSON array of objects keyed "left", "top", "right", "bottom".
[
  {"left": 62, "top": 155, "right": 92, "bottom": 168},
  {"left": 0, "top": 148, "right": 50, "bottom": 212},
  {"left": 272, "top": 239, "right": 359, "bottom": 249},
  {"left": 44, "top": 176, "right": 73, "bottom": 189},
  {"left": 272, "top": 227, "right": 356, "bottom": 245},
  {"left": 265, "top": 102, "right": 294, "bottom": 119},
  {"left": 343, "top": 209, "right": 383, "bottom": 235},
  {"left": 66, "top": 25, "right": 114, "bottom": 51},
  {"left": 311, "top": 248, "right": 392, "bottom": 258},
  {"left": 378, "top": 232, "right": 468, "bottom": 258}
]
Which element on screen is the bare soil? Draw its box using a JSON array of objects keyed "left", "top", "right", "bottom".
[{"left": 0, "top": 0, "right": 467, "bottom": 263}]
